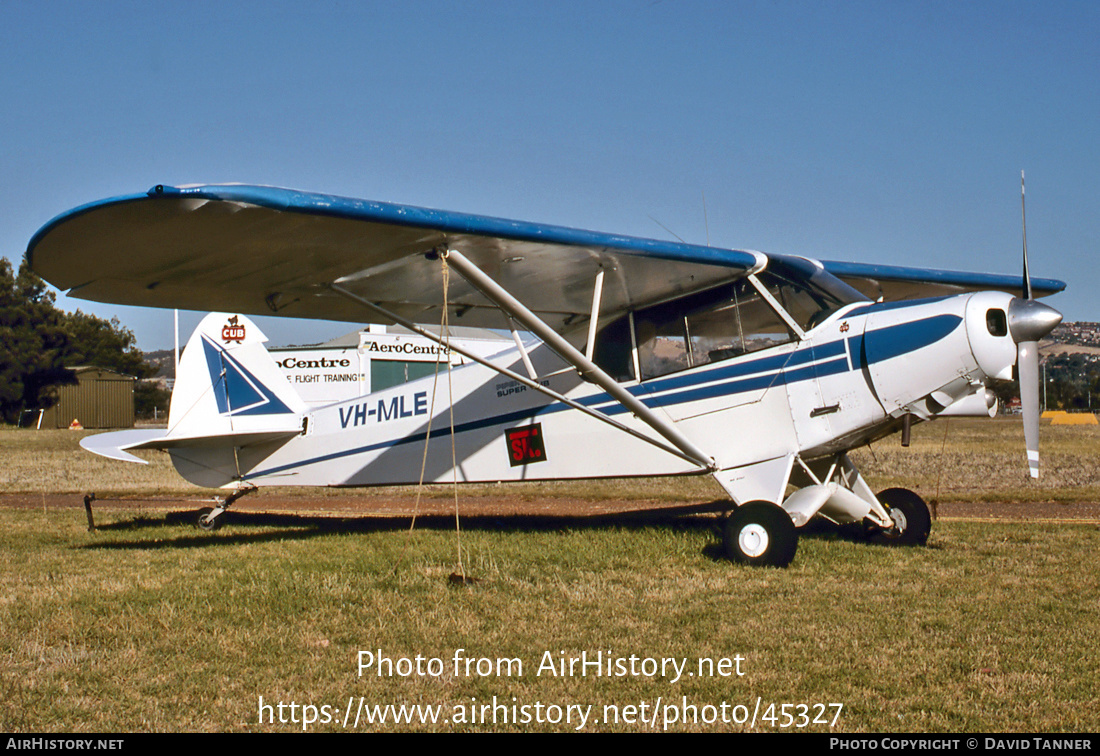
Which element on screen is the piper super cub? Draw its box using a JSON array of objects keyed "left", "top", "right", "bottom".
[{"left": 27, "top": 183, "right": 1064, "bottom": 566}]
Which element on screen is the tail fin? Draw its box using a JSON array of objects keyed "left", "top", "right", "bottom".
[
  {"left": 80, "top": 313, "right": 306, "bottom": 484},
  {"left": 169, "top": 312, "right": 306, "bottom": 437}
]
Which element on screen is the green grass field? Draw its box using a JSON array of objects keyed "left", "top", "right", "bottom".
[{"left": 1, "top": 419, "right": 1098, "bottom": 732}]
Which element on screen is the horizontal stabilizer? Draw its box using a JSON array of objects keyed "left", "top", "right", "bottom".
[
  {"left": 80, "top": 429, "right": 168, "bottom": 464},
  {"left": 80, "top": 428, "right": 303, "bottom": 464}
]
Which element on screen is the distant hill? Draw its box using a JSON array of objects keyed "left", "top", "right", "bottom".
[
  {"left": 1042, "top": 322, "right": 1100, "bottom": 360},
  {"left": 142, "top": 349, "right": 177, "bottom": 380},
  {"left": 1042, "top": 343, "right": 1100, "bottom": 357},
  {"left": 1047, "top": 321, "right": 1100, "bottom": 348}
]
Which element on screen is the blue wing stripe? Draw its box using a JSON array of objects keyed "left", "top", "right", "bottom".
[
  {"left": 824, "top": 260, "right": 1065, "bottom": 297},
  {"left": 242, "top": 312, "right": 957, "bottom": 480},
  {"left": 28, "top": 184, "right": 761, "bottom": 273}
]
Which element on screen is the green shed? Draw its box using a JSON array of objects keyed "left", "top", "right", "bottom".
[{"left": 41, "top": 367, "right": 135, "bottom": 429}]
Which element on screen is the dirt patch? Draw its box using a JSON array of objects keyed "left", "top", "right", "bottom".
[{"left": 4, "top": 493, "right": 1099, "bottom": 523}]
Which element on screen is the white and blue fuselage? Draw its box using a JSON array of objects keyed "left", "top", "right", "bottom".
[{"left": 156, "top": 286, "right": 1016, "bottom": 515}]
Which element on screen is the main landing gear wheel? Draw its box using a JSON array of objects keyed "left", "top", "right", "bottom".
[
  {"left": 723, "top": 502, "right": 798, "bottom": 568},
  {"left": 874, "top": 488, "right": 931, "bottom": 546}
]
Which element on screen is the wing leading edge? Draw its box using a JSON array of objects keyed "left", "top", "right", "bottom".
[
  {"left": 823, "top": 259, "right": 1065, "bottom": 302},
  {"left": 27, "top": 184, "right": 1065, "bottom": 334},
  {"left": 27, "top": 184, "right": 766, "bottom": 333}
]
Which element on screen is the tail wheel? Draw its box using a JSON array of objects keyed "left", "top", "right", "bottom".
[
  {"left": 874, "top": 488, "right": 931, "bottom": 546},
  {"left": 196, "top": 508, "right": 222, "bottom": 532},
  {"left": 723, "top": 502, "right": 798, "bottom": 568}
]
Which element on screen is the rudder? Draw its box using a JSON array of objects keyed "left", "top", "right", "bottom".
[{"left": 170, "top": 313, "right": 307, "bottom": 438}]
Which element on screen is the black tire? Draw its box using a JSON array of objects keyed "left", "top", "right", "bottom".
[
  {"left": 723, "top": 501, "right": 798, "bottom": 567},
  {"left": 874, "top": 488, "right": 931, "bottom": 546},
  {"left": 197, "top": 508, "right": 222, "bottom": 532}
]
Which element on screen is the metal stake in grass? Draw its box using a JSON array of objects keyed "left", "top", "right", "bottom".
[
  {"left": 448, "top": 571, "right": 480, "bottom": 586},
  {"left": 83, "top": 492, "right": 96, "bottom": 531}
]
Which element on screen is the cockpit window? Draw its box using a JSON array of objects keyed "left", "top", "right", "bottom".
[
  {"left": 632, "top": 279, "right": 796, "bottom": 380},
  {"left": 591, "top": 313, "right": 634, "bottom": 383},
  {"left": 591, "top": 257, "right": 869, "bottom": 383}
]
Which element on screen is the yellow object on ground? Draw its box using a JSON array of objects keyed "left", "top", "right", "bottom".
[{"left": 1050, "top": 413, "right": 1098, "bottom": 425}]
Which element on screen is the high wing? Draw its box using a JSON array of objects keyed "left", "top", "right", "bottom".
[
  {"left": 823, "top": 260, "right": 1065, "bottom": 302},
  {"left": 27, "top": 184, "right": 1064, "bottom": 334},
  {"left": 27, "top": 184, "right": 766, "bottom": 334}
]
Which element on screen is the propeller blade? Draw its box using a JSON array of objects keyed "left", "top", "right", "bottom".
[
  {"left": 1009, "top": 299, "right": 1061, "bottom": 479},
  {"left": 1017, "top": 339, "right": 1040, "bottom": 478},
  {"left": 1021, "top": 171, "right": 1032, "bottom": 300},
  {"left": 1013, "top": 172, "right": 1060, "bottom": 478}
]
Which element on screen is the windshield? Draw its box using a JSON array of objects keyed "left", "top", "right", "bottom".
[{"left": 759, "top": 256, "right": 870, "bottom": 331}]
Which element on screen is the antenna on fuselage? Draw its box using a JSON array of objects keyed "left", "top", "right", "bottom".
[
  {"left": 702, "top": 190, "right": 710, "bottom": 247},
  {"left": 648, "top": 215, "right": 686, "bottom": 243}
]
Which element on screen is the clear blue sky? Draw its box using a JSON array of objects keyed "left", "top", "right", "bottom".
[{"left": 3, "top": 1, "right": 1097, "bottom": 350}]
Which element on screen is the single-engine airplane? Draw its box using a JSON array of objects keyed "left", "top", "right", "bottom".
[{"left": 27, "top": 183, "right": 1064, "bottom": 566}]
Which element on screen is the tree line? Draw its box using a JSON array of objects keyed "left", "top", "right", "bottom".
[
  {"left": 0, "top": 258, "right": 166, "bottom": 424},
  {"left": 1040, "top": 352, "right": 1100, "bottom": 411}
]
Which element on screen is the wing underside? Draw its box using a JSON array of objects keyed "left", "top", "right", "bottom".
[
  {"left": 27, "top": 184, "right": 1064, "bottom": 335},
  {"left": 28, "top": 185, "right": 765, "bottom": 333}
]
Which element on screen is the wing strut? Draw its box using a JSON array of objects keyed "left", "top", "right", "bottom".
[
  {"left": 441, "top": 248, "right": 717, "bottom": 471},
  {"left": 584, "top": 267, "right": 606, "bottom": 360},
  {"left": 328, "top": 283, "right": 709, "bottom": 469},
  {"left": 507, "top": 318, "right": 538, "bottom": 380}
]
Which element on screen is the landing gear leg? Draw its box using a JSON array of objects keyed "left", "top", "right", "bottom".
[{"left": 197, "top": 485, "right": 256, "bottom": 531}]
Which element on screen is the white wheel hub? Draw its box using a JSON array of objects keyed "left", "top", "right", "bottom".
[
  {"left": 890, "top": 509, "right": 908, "bottom": 533},
  {"left": 738, "top": 523, "right": 769, "bottom": 557}
]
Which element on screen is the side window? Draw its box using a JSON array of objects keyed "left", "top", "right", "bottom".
[
  {"left": 591, "top": 260, "right": 863, "bottom": 384},
  {"left": 728, "top": 280, "right": 796, "bottom": 354},
  {"left": 635, "top": 308, "right": 691, "bottom": 380},
  {"left": 634, "top": 280, "right": 794, "bottom": 381},
  {"left": 756, "top": 264, "right": 852, "bottom": 331}
]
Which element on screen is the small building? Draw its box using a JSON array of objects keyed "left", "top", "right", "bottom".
[{"left": 40, "top": 367, "right": 135, "bottom": 429}]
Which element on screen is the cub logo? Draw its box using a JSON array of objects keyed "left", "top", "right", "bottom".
[{"left": 221, "top": 315, "right": 246, "bottom": 343}]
